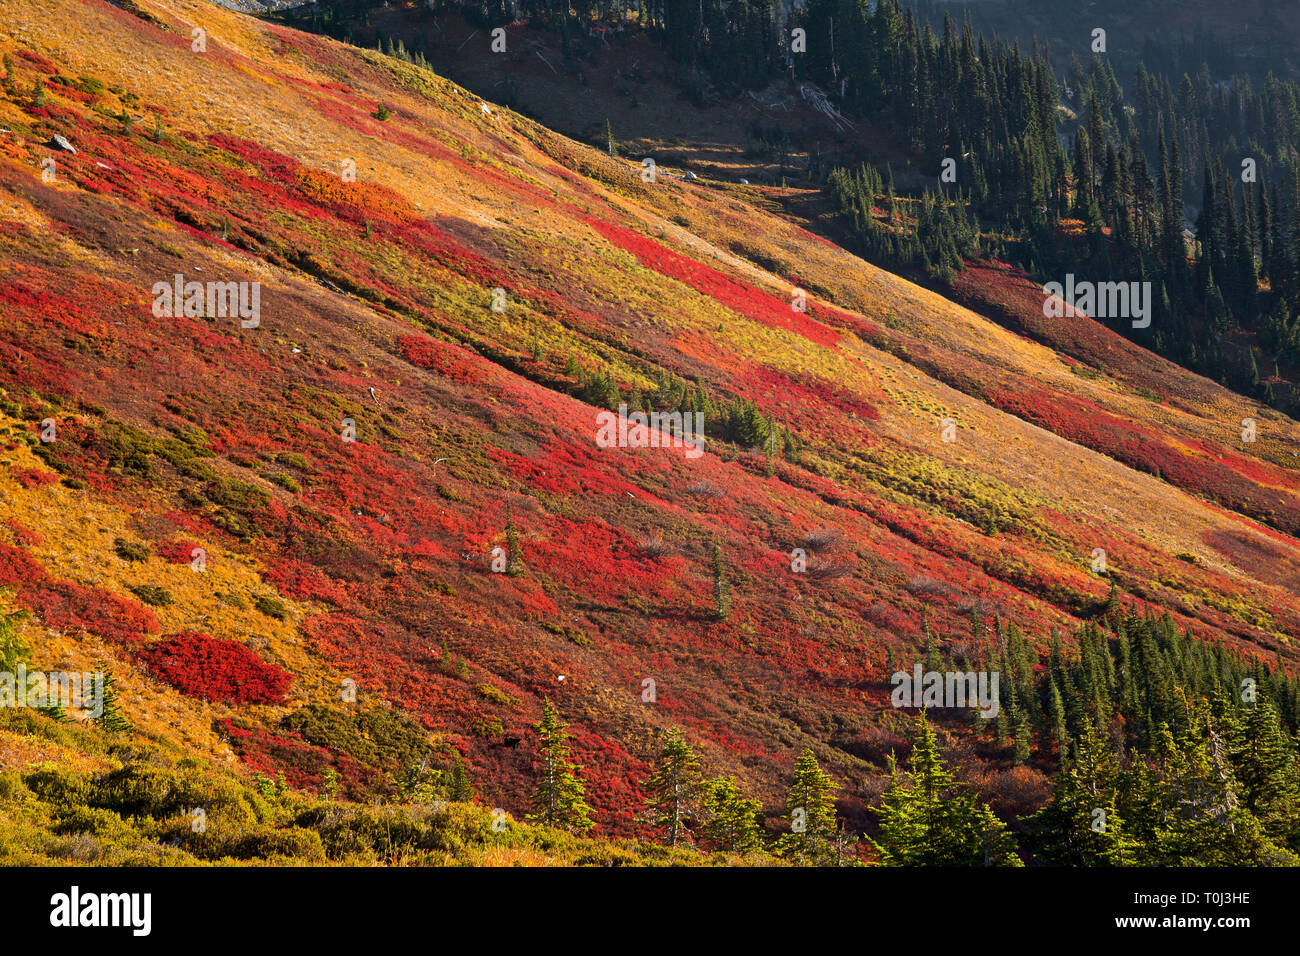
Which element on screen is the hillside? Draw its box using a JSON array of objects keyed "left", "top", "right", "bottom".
[{"left": 1, "top": 0, "right": 1299, "bottom": 864}]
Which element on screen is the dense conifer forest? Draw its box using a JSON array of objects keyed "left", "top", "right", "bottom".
[{"left": 295, "top": 0, "right": 1300, "bottom": 410}]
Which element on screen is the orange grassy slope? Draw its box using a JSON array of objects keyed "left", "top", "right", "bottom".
[{"left": 0, "top": 0, "right": 1297, "bottom": 833}]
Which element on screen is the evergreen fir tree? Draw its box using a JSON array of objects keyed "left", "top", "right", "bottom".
[
  {"left": 711, "top": 542, "right": 731, "bottom": 621},
  {"left": 443, "top": 755, "right": 475, "bottom": 802},
  {"left": 527, "top": 700, "right": 594, "bottom": 832},
  {"left": 642, "top": 729, "right": 700, "bottom": 846},
  {"left": 504, "top": 507, "right": 526, "bottom": 577},
  {"left": 94, "top": 668, "right": 132, "bottom": 733},
  {"left": 1024, "top": 721, "right": 1136, "bottom": 864},
  {"left": 778, "top": 747, "right": 838, "bottom": 863},
  {"left": 872, "top": 712, "right": 1020, "bottom": 865},
  {"left": 700, "top": 777, "right": 764, "bottom": 854},
  {"left": 1227, "top": 698, "right": 1299, "bottom": 847}
]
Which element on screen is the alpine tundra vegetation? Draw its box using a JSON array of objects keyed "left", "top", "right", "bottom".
[{"left": 0, "top": 0, "right": 1297, "bottom": 869}]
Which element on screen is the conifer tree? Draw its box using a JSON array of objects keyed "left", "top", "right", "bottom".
[
  {"left": 94, "top": 668, "right": 132, "bottom": 733},
  {"left": 711, "top": 542, "right": 731, "bottom": 621},
  {"left": 1227, "top": 698, "right": 1299, "bottom": 844},
  {"left": 443, "top": 755, "right": 475, "bottom": 802},
  {"left": 38, "top": 696, "right": 67, "bottom": 723},
  {"left": 778, "top": 747, "right": 838, "bottom": 863},
  {"left": 872, "top": 712, "right": 1020, "bottom": 865},
  {"left": 1137, "top": 710, "right": 1294, "bottom": 865},
  {"left": 504, "top": 507, "right": 526, "bottom": 577},
  {"left": 1047, "top": 679, "right": 1069, "bottom": 764},
  {"left": 700, "top": 776, "right": 764, "bottom": 853},
  {"left": 527, "top": 700, "right": 594, "bottom": 832},
  {"left": 1011, "top": 710, "right": 1031, "bottom": 765},
  {"left": 642, "top": 729, "right": 700, "bottom": 846},
  {"left": 1024, "top": 721, "right": 1136, "bottom": 865}
]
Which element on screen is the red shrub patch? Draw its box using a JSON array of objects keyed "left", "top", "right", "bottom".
[
  {"left": 217, "top": 718, "right": 379, "bottom": 797},
  {"left": 987, "top": 385, "right": 1300, "bottom": 535},
  {"left": 13, "top": 467, "right": 58, "bottom": 489},
  {"left": 396, "top": 334, "right": 487, "bottom": 385},
  {"left": 3, "top": 519, "right": 42, "bottom": 548},
  {"left": 17, "top": 49, "right": 56, "bottom": 73},
  {"left": 586, "top": 217, "right": 842, "bottom": 346},
  {"left": 154, "top": 539, "right": 203, "bottom": 565},
  {"left": 0, "top": 542, "right": 41, "bottom": 587},
  {"left": 138, "top": 631, "right": 293, "bottom": 704},
  {"left": 0, "top": 543, "right": 158, "bottom": 641},
  {"left": 262, "top": 558, "right": 349, "bottom": 607}
]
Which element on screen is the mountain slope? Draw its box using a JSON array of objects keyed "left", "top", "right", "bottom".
[{"left": 1, "top": 0, "right": 1298, "bottom": 852}]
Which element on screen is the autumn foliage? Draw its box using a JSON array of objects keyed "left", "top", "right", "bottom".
[{"left": 138, "top": 631, "right": 293, "bottom": 705}]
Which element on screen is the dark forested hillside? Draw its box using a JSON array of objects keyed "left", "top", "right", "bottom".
[{"left": 282, "top": 0, "right": 1300, "bottom": 413}]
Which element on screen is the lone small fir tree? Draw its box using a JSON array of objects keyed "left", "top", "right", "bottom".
[
  {"left": 94, "top": 669, "right": 132, "bottom": 733},
  {"left": 527, "top": 700, "right": 593, "bottom": 832},
  {"left": 772, "top": 748, "right": 840, "bottom": 864},
  {"left": 642, "top": 729, "right": 700, "bottom": 846},
  {"left": 505, "top": 508, "right": 526, "bottom": 577},
  {"left": 700, "top": 777, "right": 763, "bottom": 853},
  {"left": 711, "top": 542, "right": 730, "bottom": 620},
  {"left": 442, "top": 755, "right": 474, "bottom": 802}
]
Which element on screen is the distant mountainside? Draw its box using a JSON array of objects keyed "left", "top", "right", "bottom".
[
  {"left": 912, "top": 0, "right": 1300, "bottom": 80},
  {"left": 210, "top": 0, "right": 306, "bottom": 14}
]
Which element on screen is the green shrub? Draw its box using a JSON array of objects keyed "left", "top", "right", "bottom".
[
  {"left": 99, "top": 424, "right": 156, "bottom": 477},
  {"left": 128, "top": 584, "right": 172, "bottom": 607},
  {"left": 0, "top": 771, "right": 27, "bottom": 802},
  {"left": 52, "top": 805, "right": 136, "bottom": 842},
  {"left": 541, "top": 622, "right": 591, "bottom": 648},
  {"left": 280, "top": 704, "right": 430, "bottom": 771},
  {"left": 266, "top": 472, "right": 301, "bottom": 493},
  {"left": 205, "top": 477, "right": 267, "bottom": 511},
  {"left": 113, "top": 537, "right": 151, "bottom": 562},
  {"left": 474, "top": 683, "right": 517, "bottom": 707},
  {"left": 275, "top": 451, "right": 312, "bottom": 472},
  {"left": 308, "top": 806, "right": 424, "bottom": 859},
  {"left": 23, "top": 763, "right": 92, "bottom": 810},
  {"left": 253, "top": 594, "right": 289, "bottom": 620},
  {"left": 228, "top": 825, "right": 326, "bottom": 862}
]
